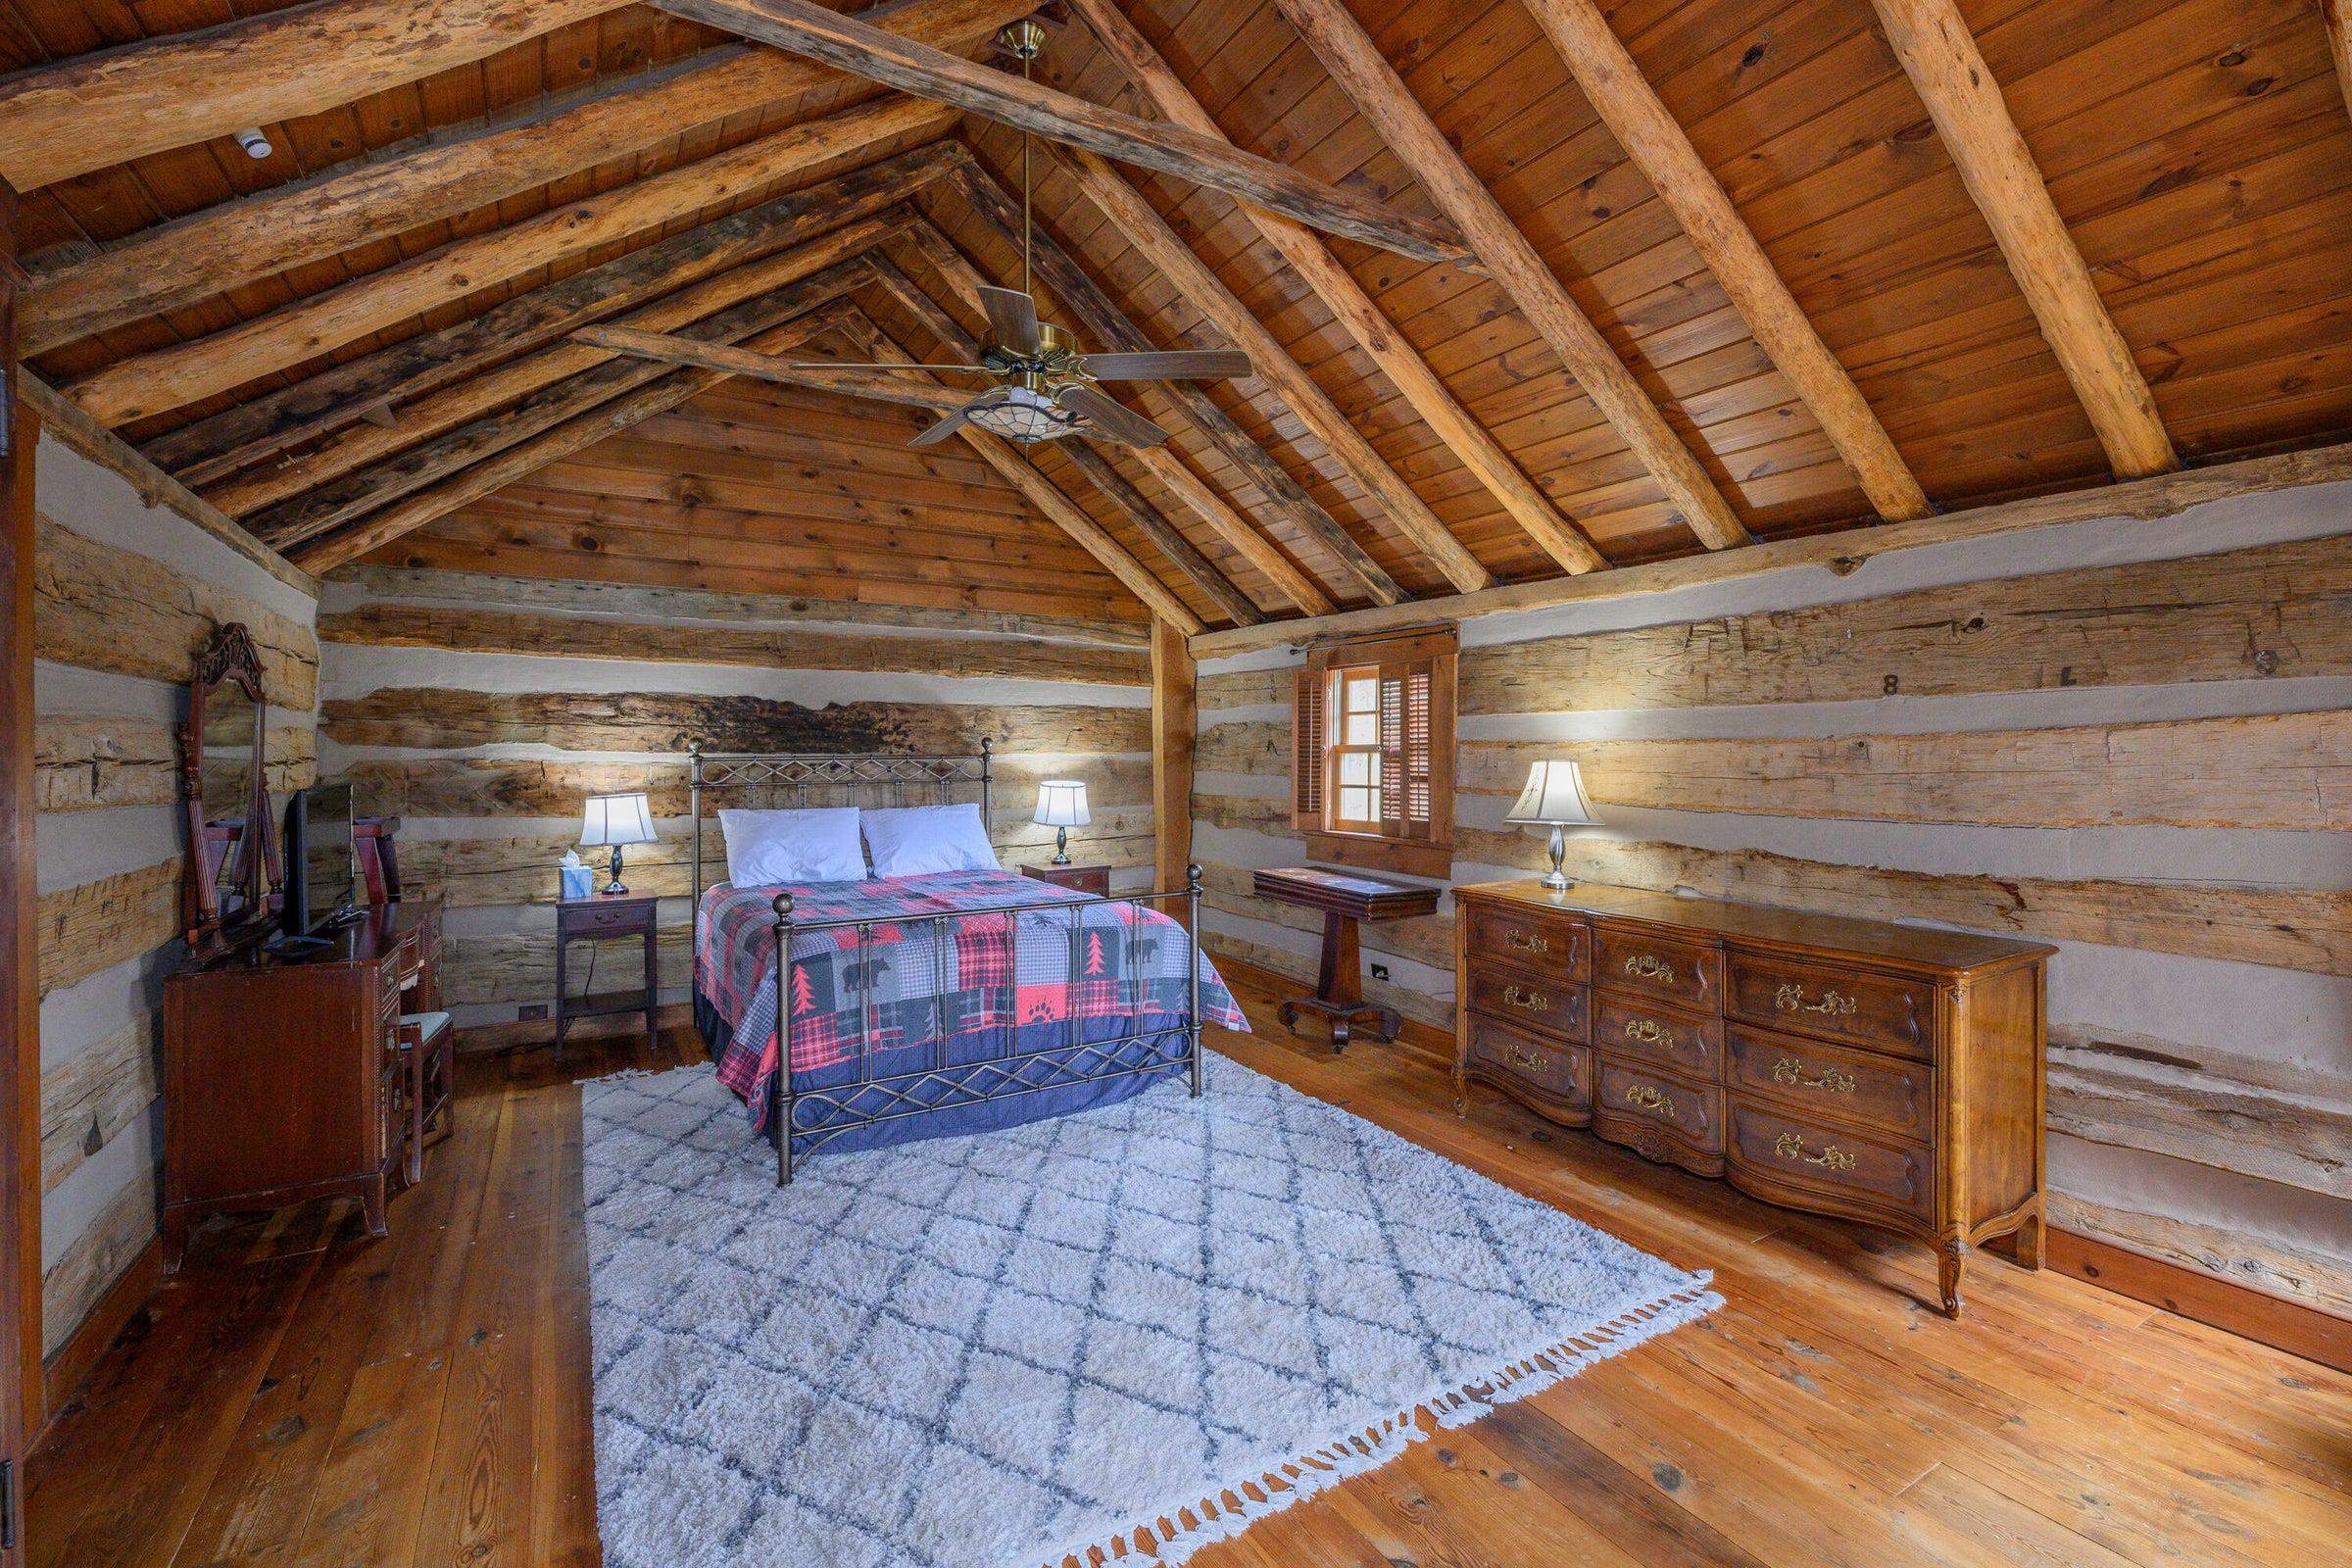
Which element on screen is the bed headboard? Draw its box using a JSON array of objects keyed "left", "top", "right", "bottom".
[{"left": 684, "top": 739, "right": 994, "bottom": 903}]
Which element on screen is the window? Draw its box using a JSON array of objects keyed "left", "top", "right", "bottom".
[{"left": 1292, "top": 628, "right": 1456, "bottom": 877}]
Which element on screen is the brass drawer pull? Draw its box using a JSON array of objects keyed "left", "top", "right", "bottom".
[
  {"left": 1624, "top": 1083, "right": 1676, "bottom": 1117},
  {"left": 1623, "top": 953, "right": 1675, "bottom": 982},
  {"left": 1504, "top": 928, "right": 1550, "bottom": 956},
  {"left": 1501, "top": 984, "right": 1547, "bottom": 1013},
  {"left": 1623, "top": 1017, "right": 1667, "bottom": 1046},
  {"left": 1775, "top": 982, "right": 1858, "bottom": 1016},
  {"left": 1773, "top": 1131, "right": 1856, "bottom": 1172},
  {"left": 1505, "top": 1045, "right": 1546, "bottom": 1072},
  {"left": 1773, "top": 1056, "right": 1856, "bottom": 1094}
]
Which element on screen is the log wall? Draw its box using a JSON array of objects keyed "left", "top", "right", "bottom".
[
  {"left": 316, "top": 566, "right": 1155, "bottom": 1034},
  {"left": 30, "top": 428, "right": 320, "bottom": 1360},
  {"left": 1195, "top": 480, "right": 2352, "bottom": 1314}
]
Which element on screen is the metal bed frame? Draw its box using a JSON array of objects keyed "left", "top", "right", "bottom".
[{"left": 686, "top": 742, "right": 1203, "bottom": 1185}]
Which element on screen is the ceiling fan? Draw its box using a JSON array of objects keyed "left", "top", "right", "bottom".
[{"left": 598, "top": 22, "right": 1252, "bottom": 449}]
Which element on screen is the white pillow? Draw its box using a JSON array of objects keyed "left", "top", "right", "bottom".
[
  {"left": 860, "top": 803, "right": 1001, "bottom": 877},
  {"left": 718, "top": 807, "right": 866, "bottom": 885}
]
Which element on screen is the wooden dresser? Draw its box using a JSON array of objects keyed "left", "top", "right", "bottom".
[
  {"left": 162, "top": 902, "right": 441, "bottom": 1269},
  {"left": 1453, "top": 880, "right": 2051, "bottom": 1315}
]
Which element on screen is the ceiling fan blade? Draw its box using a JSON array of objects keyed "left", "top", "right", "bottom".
[
  {"left": 907, "top": 388, "right": 1011, "bottom": 448},
  {"left": 979, "top": 286, "right": 1043, "bottom": 357},
  {"left": 1079, "top": 349, "right": 1254, "bottom": 382},
  {"left": 784, "top": 361, "right": 992, "bottom": 373},
  {"left": 1056, "top": 385, "right": 1170, "bottom": 448}
]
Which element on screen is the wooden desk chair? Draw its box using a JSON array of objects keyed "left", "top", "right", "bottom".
[{"left": 396, "top": 1010, "right": 455, "bottom": 1187}]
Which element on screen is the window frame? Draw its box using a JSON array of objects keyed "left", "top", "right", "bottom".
[{"left": 1292, "top": 627, "right": 1457, "bottom": 879}]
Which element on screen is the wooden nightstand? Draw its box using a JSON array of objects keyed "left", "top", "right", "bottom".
[
  {"left": 555, "top": 891, "right": 660, "bottom": 1060},
  {"left": 1020, "top": 861, "right": 1111, "bottom": 896}
]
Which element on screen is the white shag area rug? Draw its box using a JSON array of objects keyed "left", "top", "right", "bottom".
[{"left": 582, "top": 1056, "right": 1719, "bottom": 1568}]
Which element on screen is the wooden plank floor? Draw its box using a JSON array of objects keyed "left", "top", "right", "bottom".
[{"left": 28, "top": 980, "right": 2352, "bottom": 1567}]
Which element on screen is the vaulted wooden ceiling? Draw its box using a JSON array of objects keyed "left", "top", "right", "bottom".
[{"left": 6, "top": 0, "right": 2349, "bottom": 635}]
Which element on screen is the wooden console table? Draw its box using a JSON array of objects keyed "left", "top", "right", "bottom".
[{"left": 1252, "top": 866, "right": 1439, "bottom": 1052}]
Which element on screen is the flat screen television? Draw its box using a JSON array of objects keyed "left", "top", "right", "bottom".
[{"left": 281, "top": 782, "right": 359, "bottom": 937}]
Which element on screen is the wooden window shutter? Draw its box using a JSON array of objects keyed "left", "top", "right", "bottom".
[
  {"left": 1377, "top": 668, "right": 1406, "bottom": 830},
  {"left": 1295, "top": 629, "right": 1456, "bottom": 877},
  {"left": 1291, "top": 662, "right": 1326, "bottom": 831}
]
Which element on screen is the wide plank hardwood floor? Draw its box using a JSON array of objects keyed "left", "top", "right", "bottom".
[{"left": 28, "top": 976, "right": 2352, "bottom": 1567}]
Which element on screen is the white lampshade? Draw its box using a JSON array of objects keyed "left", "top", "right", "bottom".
[
  {"left": 1032, "top": 779, "right": 1091, "bottom": 828},
  {"left": 1505, "top": 760, "right": 1597, "bottom": 826},
  {"left": 580, "top": 791, "right": 658, "bottom": 847}
]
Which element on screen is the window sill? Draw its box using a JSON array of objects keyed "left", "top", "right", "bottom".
[{"left": 1304, "top": 830, "right": 1452, "bottom": 881}]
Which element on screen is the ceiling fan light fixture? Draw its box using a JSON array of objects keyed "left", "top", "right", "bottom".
[{"left": 966, "top": 385, "right": 1084, "bottom": 443}]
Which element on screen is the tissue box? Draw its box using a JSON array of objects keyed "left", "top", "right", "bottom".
[{"left": 560, "top": 863, "right": 596, "bottom": 902}]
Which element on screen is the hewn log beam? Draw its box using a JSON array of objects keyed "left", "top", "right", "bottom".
[
  {"left": 146, "top": 142, "right": 963, "bottom": 485},
  {"left": 1273, "top": 0, "right": 1753, "bottom": 553},
  {"left": 2327, "top": 2, "right": 2352, "bottom": 125},
  {"left": 250, "top": 256, "right": 877, "bottom": 550},
  {"left": 292, "top": 303, "right": 858, "bottom": 574},
  {"left": 1064, "top": 0, "right": 1592, "bottom": 579},
  {"left": 20, "top": 0, "right": 1040, "bottom": 350},
  {"left": 654, "top": 0, "right": 1469, "bottom": 267},
  {"left": 65, "top": 94, "right": 954, "bottom": 427},
  {"left": 869, "top": 246, "right": 1328, "bottom": 615},
  {"left": 932, "top": 172, "right": 1404, "bottom": 605},
  {"left": 1059, "top": 148, "right": 1503, "bottom": 596},
  {"left": 0, "top": 0, "right": 635, "bottom": 191},
  {"left": 1869, "top": 0, "right": 2178, "bottom": 479},
  {"left": 1506, "top": 0, "right": 1928, "bottom": 524}
]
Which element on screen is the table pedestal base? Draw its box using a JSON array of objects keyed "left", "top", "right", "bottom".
[{"left": 1276, "top": 909, "right": 1402, "bottom": 1054}]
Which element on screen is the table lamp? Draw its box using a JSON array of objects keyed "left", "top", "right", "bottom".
[
  {"left": 580, "top": 791, "right": 657, "bottom": 895},
  {"left": 1505, "top": 760, "right": 1596, "bottom": 891},
  {"left": 1033, "top": 779, "right": 1089, "bottom": 865}
]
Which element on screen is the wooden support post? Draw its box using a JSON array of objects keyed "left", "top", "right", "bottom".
[
  {"left": 1152, "top": 618, "right": 1196, "bottom": 915},
  {"left": 1869, "top": 0, "right": 2178, "bottom": 479},
  {"left": 2327, "top": 2, "right": 2352, "bottom": 128}
]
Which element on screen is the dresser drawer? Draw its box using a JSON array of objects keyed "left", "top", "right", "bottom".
[
  {"left": 1593, "top": 994, "right": 1722, "bottom": 1078},
  {"left": 1725, "top": 953, "right": 1933, "bottom": 1060},
  {"left": 1592, "top": 923, "right": 1722, "bottom": 1013},
  {"left": 1728, "top": 1102, "right": 1932, "bottom": 1224},
  {"left": 1466, "top": 963, "right": 1590, "bottom": 1044},
  {"left": 1594, "top": 1058, "right": 1722, "bottom": 1153},
  {"left": 1464, "top": 1015, "right": 1591, "bottom": 1109},
  {"left": 1727, "top": 1025, "right": 1933, "bottom": 1142},
  {"left": 1464, "top": 903, "right": 1588, "bottom": 982}
]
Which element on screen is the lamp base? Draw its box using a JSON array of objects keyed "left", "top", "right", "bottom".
[
  {"left": 603, "top": 845, "right": 628, "bottom": 897},
  {"left": 1051, "top": 825, "right": 1072, "bottom": 866},
  {"left": 1541, "top": 824, "right": 1574, "bottom": 893}
]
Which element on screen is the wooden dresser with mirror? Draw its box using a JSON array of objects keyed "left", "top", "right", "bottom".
[{"left": 1453, "top": 879, "right": 2052, "bottom": 1315}]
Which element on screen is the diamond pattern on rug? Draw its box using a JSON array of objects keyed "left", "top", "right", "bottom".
[{"left": 584, "top": 1055, "right": 1718, "bottom": 1568}]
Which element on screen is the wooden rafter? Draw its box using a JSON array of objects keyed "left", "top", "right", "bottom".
[
  {"left": 1055, "top": 148, "right": 1482, "bottom": 607},
  {"left": 0, "top": 0, "right": 636, "bottom": 191},
  {"left": 208, "top": 210, "right": 912, "bottom": 520},
  {"left": 1869, "top": 0, "right": 2178, "bottom": 479},
  {"left": 651, "top": 0, "right": 1470, "bottom": 267},
  {"left": 1511, "top": 0, "right": 1930, "bottom": 525},
  {"left": 291, "top": 299, "right": 863, "bottom": 574},
  {"left": 19, "top": 0, "right": 1042, "bottom": 350},
  {"left": 146, "top": 143, "right": 965, "bottom": 486},
  {"left": 64, "top": 94, "right": 956, "bottom": 428},
  {"left": 1062, "top": 0, "right": 1601, "bottom": 581},
  {"left": 2327, "top": 1, "right": 2352, "bottom": 125},
  {"left": 1271, "top": 0, "right": 1751, "bottom": 554},
  {"left": 870, "top": 243, "right": 1333, "bottom": 616},
  {"left": 935, "top": 167, "right": 1405, "bottom": 606}
]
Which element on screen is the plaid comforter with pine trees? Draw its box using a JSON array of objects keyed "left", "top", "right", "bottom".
[{"left": 698, "top": 869, "right": 1247, "bottom": 1128}]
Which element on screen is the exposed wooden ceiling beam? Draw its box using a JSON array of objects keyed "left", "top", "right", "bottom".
[
  {"left": 871, "top": 243, "right": 1333, "bottom": 615},
  {"left": 1056, "top": 148, "right": 1486, "bottom": 608},
  {"left": 1065, "top": 0, "right": 1597, "bottom": 579},
  {"left": 20, "top": 0, "right": 1041, "bottom": 350},
  {"left": 291, "top": 300, "right": 859, "bottom": 574},
  {"left": 203, "top": 210, "right": 912, "bottom": 519},
  {"left": 1510, "top": 0, "right": 1929, "bottom": 525},
  {"left": 834, "top": 270, "right": 1264, "bottom": 625},
  {"left": 2327, "top": 2, "right": 2352, "bottom": 124},
  {"left": 835, "top": 311, "right": 1205, "bottom": 632},
  {"left": 565, "top": 324, "right": 960, "bottom": 410},
  {"left": 936, "top": 166, "right": 1405, "bottom": 607},
  {"left": 145, "top": 142, "right": 965, "bottom": 485},
  {"left": 64, "top": 94, "right": 955, "bottom": 428},
  {"left": 1868, "top": 0, "right": 2178, "bottom": 480},
  {"left": 652, "top": 0, "right": 1469, "bottom": 267},
  {"left": 0, "top": 0, "right": 636, "bottom": 191},
  {"left": 1273, "top": 0, "right": 1751, "bottom": 554}
]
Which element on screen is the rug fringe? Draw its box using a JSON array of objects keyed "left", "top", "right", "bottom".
[{"left": 1032, "top": 1281, "right": 1724, "bottom": 1567}]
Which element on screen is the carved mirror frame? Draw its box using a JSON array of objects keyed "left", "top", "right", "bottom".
[{"left": 180, "top": 622, "right": 283, "bottom": 957}]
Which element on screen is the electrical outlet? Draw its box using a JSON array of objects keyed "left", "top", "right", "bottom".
[
  {"left": 517, "top": 1003, "right": 550, "bottom": 1022},
  {"left": 1370, "top": 963, "right": 1390, "bottom": 982}
]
